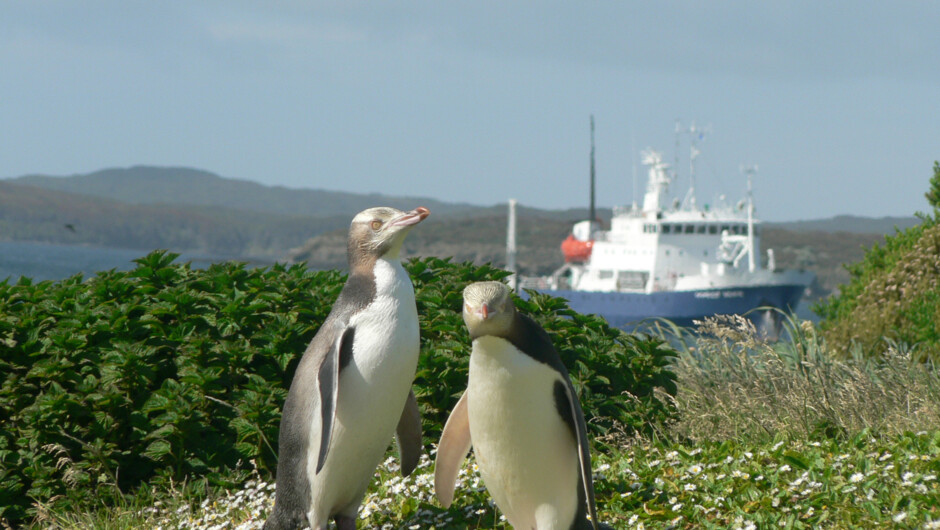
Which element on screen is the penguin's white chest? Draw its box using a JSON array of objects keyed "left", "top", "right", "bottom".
[
  {"left": 346, "top": 259, "right": 420, "bottom": 380},
  {"left": 466, "top": 336, "right": 580, "bottom": 529},
  {"left": 308, "top": 259, "right": 420, "bottom": 515}
]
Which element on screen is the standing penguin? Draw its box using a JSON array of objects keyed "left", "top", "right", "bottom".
[
  {"left": 264, "top": 206, "right": 430, "bottom": 530},
  {"left": 435, "top": 281, "right": 612, "bottom": 530}
]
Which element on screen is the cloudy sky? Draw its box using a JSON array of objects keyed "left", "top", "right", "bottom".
[{"left": 2, "top": 2, "right": 938, "bottom": 221}]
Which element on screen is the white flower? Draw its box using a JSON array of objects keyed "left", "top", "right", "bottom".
[
  {"left": 893, "top": 512, "right": 908, "bottom": 523},
  {"left": 684, "top": 483, "right": 696, "bottom": 491},
  {"left": 850, "top": 472, "right": 864, "bottom": 483}
]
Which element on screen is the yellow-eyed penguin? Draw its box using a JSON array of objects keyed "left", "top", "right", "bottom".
[
  {"left": 264, "top": 206, "right": 429, "bottom": 530},
  {"left": 435, "top": 281, "right": 612, "bottom": 530}
]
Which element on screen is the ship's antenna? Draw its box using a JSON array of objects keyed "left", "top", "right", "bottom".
[
  {"left": 688, "top": 122, "right": 698, "bottom": 211},
  {"left": 631, "top": 129, "right": 638, "bottom": 211},
  {"left": 589, "top": 115, "right": 596, "bottom": 225},
  {"left": 675, "top": 121, "right": 709, "bottom": 211},
  {"left": 674, "top": 119, "right": 681, "bottom": 185}
]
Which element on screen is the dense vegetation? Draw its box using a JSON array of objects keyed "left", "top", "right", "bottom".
[
  {"left": 35, "top": 314, "right": 940, "bottom": 529},
  {"left": 815, "top": 162, "right": 940, "bottom": 358},
  {"left": 0, "top": 253, "right": 676, "bottom": 525}
]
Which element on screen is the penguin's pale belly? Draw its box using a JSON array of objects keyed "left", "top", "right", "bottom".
[
  {"left": 306, "top": 259, "right": 420, "bottom": 518},
  {"left": 467, "top": 336, "right": 579, "bottom": 529}
]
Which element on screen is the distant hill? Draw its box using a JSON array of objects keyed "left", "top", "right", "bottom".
[
  {"left": 2, "top": 165, "right": 918, "bottom": 299},
  {"left": 0, "top": 181, "right": 348, "bottom": 257},
  {"left": 769, "top": 215, "right": 921, "bottom": 234},
  {"left": 9, "top": 166, "right": 483, "bottom": 218}
]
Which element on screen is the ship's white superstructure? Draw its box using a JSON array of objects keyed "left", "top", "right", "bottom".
[{"left": 523, "top": 122, "right": 814, "bottom": 328}]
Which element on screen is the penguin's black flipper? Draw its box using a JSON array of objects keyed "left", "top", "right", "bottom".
[
  {"left": 554, "top": 380, "right": 600, "bottom": 530},
  {"left": 315, "top": 324, "right": 355, "bottom": 473},
  {"left": 434, "top": 391, "right": 471, "bottom": 508},
  {"left": 396, "top": 389, "right": 423, "bottom": 476}
]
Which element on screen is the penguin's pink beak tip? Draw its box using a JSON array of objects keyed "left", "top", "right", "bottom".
[{"left": 390, "top": 207, "right": 431, "bottom": 228}]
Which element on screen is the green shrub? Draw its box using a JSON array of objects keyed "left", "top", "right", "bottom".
[
  {"left": 815, "top": 162, "right": 940, "bottom": 358},
  {"left": 0, "top": 252, "right": 676, "bottom": 524}
]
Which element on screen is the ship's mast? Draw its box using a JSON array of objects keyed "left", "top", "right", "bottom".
[
  {"left": 675, "top": 121, "right": 707, "bottom": 211},
  {"left": 631, "top": 130, "right": 638, "bottom": 212},
  {"left": 589, "top": 115, "right": 596, "bottom": 225}
]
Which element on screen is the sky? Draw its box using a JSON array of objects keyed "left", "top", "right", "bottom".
[{"left": 1, "top": 1, "right": 938, "bottom": 221}]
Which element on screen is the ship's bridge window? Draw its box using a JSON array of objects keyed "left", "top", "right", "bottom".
[
  {"left": 598, "top": 270, "right": 614, "bottom": 279},
  {"left": 643, "top": 223, "right": 659, "bottom": 233},
  {"left": 661, "top": 224, "right": 671, "bottom": 234},
  {"left": 696, "top": 224, "right": 707, "bottom": 234},
  {"left": 684, "top": 224, "right": 695, "bottom": 234},
  {"left": 709, "top": 225, "right": 718, "bottom": 234}
]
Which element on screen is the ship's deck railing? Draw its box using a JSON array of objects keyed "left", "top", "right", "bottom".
[
  {"left": 612, "top": 205, "right": 643, "bottom": 217},
  {"left": 518, "top": 276, "right": 552, "bottom": 291}
]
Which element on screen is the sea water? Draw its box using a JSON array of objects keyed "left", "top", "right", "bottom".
[{"left": 0, "top": 241, "right": 241, "bottom": 283}]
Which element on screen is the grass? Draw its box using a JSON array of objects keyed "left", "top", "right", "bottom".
[
  {"left": 662, "top": 313, "right": 940, "bottom": 442},
  {"left": 25, "top": 315, "right": 940, "bottom": 529}
]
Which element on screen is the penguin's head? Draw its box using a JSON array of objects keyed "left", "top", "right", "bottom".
[
  {"left": 462, "top": 281, "right": 516, "bottom": 338},
  {"left": 348, "top": 206, "right": 430, "bottom": 266}
]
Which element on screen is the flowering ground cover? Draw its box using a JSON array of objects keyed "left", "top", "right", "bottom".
[{"left": 38, "top": 430, "right": 940, "bottom": 529}]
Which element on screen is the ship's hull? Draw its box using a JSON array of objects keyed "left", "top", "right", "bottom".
[{"left": 538, "top": 283, "right": 807, "bottom": 329}]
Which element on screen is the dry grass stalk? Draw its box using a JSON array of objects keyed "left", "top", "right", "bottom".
[{"left": 670, "top": 314, "right": 940, "bottom": 442}]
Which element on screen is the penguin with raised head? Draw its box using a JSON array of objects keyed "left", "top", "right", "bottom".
[
  {"left": 264, "top": 206, "right": 430, "bottom": 530},
  {"left": 435, "top": 281, "right": 613, "bottom": 530}
]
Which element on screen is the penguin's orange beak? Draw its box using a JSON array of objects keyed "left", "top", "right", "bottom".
[
  {"left": 465, "top": 302, "right": 490, "bottom": 321},
  {"left": 389, "top": 206, "right": 430, "bottom": 228}
]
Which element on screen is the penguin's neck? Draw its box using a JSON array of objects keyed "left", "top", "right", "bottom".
[{"left": 372, "top": 256, "right": 411, "bottom": 299}]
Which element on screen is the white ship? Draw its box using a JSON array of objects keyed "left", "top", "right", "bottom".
[{"left": 518, "top": 121, "right": 814, "bottom": 329}]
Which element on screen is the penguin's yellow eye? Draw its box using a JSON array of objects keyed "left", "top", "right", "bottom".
[{"left": 371, "top": 220, "right": 382, "bottom": 230}]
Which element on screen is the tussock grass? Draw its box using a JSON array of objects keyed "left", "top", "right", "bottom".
[{"left": 660, "top": 313, "right": 940, "bottom": 443}]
